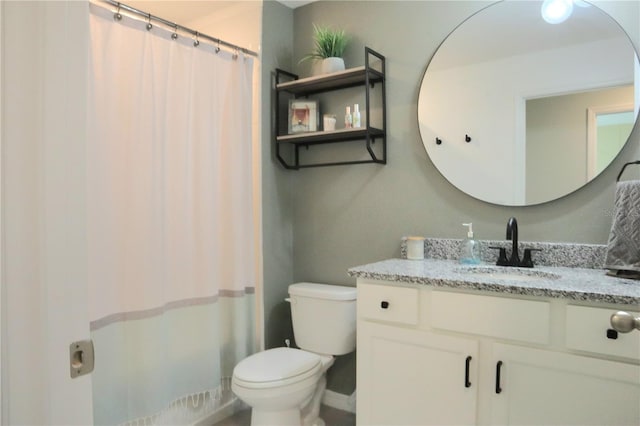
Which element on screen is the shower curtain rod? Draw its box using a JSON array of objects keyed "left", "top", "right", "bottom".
[{"left": 101, "top": 0, "right": 259, "bottom": 57}]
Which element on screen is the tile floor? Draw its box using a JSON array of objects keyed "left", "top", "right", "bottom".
[{"left": 214, "top": 405, "right": 356, "bottom": 426}]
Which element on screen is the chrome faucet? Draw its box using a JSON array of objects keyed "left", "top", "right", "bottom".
[{"left": 506, "top": 217, "right": 519, "bottom": 266}]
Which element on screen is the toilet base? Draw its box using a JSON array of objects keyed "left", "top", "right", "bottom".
[
  {"left": 247, "top": 375, "right": 328, "bottom": 426},
  {"left": 301, "top": 375, "right": 326, "bottom": 426}
]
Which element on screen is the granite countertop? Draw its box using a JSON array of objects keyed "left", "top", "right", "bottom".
[{"left": 348, "top": 258, "right": 640, "bottom": 306}]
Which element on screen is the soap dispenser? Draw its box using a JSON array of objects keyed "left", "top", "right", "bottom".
[{"left": 459, "top": 223, "right": 481, "bottom": 265}]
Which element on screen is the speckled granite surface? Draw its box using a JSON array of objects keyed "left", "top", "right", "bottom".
[
  {"left": 400, "top": 237, "right": 607, "bottom": 269},
  {"left": 348, "top": 258, "right": 640, "bottom": 306}
]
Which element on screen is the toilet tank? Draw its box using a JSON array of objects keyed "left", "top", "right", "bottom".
[{"left": 288, "top": 283, "right": 357, "bottom": 356}]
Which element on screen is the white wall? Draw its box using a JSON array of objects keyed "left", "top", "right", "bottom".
[
  {"left": 2, "top": 1, "right": 93, "bottom": 423},
  {"left": 127, "top": 0, "right": 262, "bottom": 54}
]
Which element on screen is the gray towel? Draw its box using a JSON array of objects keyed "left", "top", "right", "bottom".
[{"left": 605, "top": 180, "right": 640, "bottom": 273}]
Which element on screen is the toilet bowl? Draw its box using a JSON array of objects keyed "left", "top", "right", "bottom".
[
  {"left": 232, "top": 347, "right": 334, "bottom": 426},
  {"left": 231, "top": 283, "right": 357, "bottom": 426}
]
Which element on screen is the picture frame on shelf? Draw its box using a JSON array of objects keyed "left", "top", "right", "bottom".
[{"left": 288, "top": 99, "right": 319, "bottom": 134}]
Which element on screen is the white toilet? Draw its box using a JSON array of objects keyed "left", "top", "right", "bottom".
[{"left": 232, "top": 282, "right": 357, "bottom": 426}]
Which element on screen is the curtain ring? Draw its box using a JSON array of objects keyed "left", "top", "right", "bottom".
[
  {"left": 232, "top": 48, "right": 239, "bottom": 60},
  {"left": 171, "top": 25, "right": 178, "bottom": 40},
  {"left": 114, "top": 3, "right": 122, "bottom": 21},
  {"left": 215, "top": 39, "right": 221, "bottom": 53},
  {"left": 146, "top": 13, "right": 152, "bottom": 31},
  {"left": 193, "top": 32, "right": 200, "bottom": 47}
]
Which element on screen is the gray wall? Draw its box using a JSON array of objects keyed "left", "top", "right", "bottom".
[
  {"left": 261, "top": 0, "right": 295, "bottom": 349},
  {"left": 262, "top": 0, "right": 640, "bottom": 395},
  {"left": 526, "top": 86, "right": 635, "bottom": 204}
]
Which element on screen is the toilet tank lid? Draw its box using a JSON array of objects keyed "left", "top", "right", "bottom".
[{"left": 288, "top": 282, "right": 357, "bottom": 301}]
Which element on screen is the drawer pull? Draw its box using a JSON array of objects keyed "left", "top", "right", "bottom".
[
  {"left": 464, "top": 356, "right": 472, "bottom": 388},
  {"left": 380, "top": 301, "right": 389, "bottom": 309},
  {"left": 610, "top": 311, "right": 640, "bottom": 333},
  {"left": 495, "top": 361, "right": 503, "bottom": 394}
]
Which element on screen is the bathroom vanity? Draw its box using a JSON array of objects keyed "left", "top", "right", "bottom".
[{"left": 350, "top": 258, "right": 640, "bottom": 425}]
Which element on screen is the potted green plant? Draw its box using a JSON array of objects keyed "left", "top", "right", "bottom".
[{"left": 299, "top": 24, "right": 349, "bottom": 75}]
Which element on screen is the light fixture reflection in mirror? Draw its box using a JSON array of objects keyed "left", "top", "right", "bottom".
[
  {"left": 418, "top": 0, "right": 639, "bottom": 206},
  {"left": 541, "top": 0, "right": 574, "bottom": 24}
]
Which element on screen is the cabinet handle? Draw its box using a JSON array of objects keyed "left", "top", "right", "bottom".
[
  {"left": 464, "top": 356, "right": 472, "bottom": 388},
  {"left": 380, "top": 301, "right": 389, "bottom": 309},
  {"left": 495, "top": 361, "right": 503, "bottom": 394}
]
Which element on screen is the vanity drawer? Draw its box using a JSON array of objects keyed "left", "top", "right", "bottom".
[
  {"left": 566, "top": 305, "right": 640, "bottom": 360},
  {"left": 357, "top": 283, "right": 419, "bottom": 325},
  {"left": 431, "top": 291, "right": 550, "bottom": 344}
]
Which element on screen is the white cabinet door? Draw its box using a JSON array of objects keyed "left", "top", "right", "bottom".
[
  {"left": 357, "top": 321, "right": 478, "bottom": 426},
  {"left": 491, "top": 344, "right": 640, "bottom": 425}
]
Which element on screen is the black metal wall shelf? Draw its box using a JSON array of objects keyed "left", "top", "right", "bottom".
[
  {"left": 276, "top": 127, "right": 384, "bottom": 145},
  {"left": 276, "top": 66, "right": 384, "bottom": 96},
  {"left": 274, "top": 47, "right": 386, "bottom": 170}
]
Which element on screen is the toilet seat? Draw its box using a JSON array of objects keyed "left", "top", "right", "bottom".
[{"left": 233, "top": 347, "right": 322, "bottom": 390}]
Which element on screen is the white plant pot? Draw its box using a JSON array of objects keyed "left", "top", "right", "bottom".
[{"left": 319, "top": 57, "right": 345, "bottom": 75}]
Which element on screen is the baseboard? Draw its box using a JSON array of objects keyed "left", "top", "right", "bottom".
[{"left": 322, "top": 389, "right": 356, "bottom": 414}]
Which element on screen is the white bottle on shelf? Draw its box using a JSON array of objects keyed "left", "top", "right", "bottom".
[
  {"left": 345, "top": 106, "right": 353, "bottom": 129},
  {"left": 353, "top": 104, "right": 361, "bottom": 128}
]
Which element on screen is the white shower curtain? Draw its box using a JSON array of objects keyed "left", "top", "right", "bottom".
[{"left": 87, "top": 4, "right": 258, "bottom": 425}]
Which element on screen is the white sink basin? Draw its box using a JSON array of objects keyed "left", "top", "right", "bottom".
[{"left": 455, "top": 266, "right": 560, "bottom": 282}]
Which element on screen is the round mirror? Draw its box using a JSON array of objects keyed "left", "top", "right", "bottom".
[{"left": 418, "top": 0, "right": 639, "bottom": 206}]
